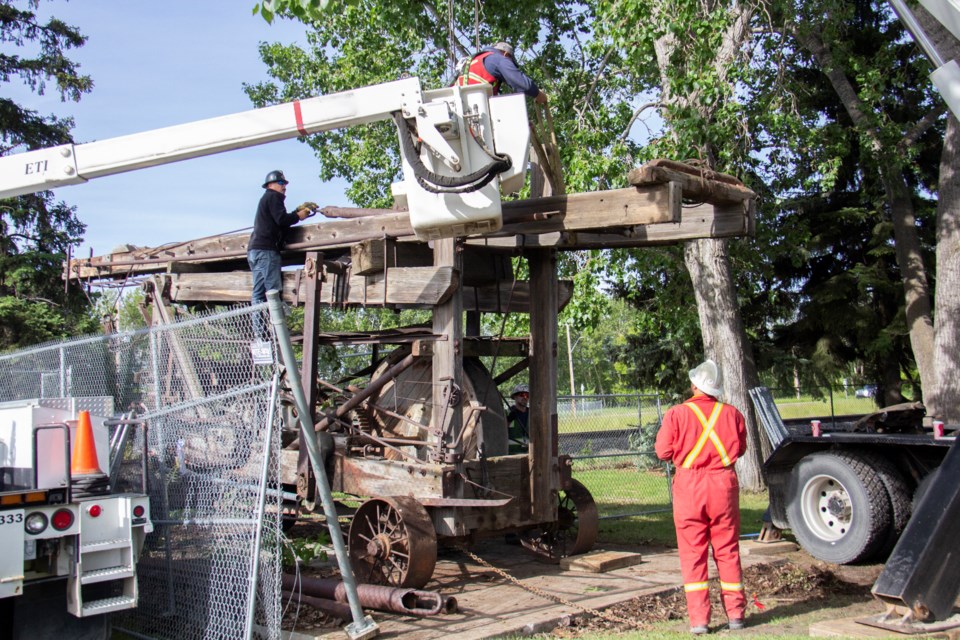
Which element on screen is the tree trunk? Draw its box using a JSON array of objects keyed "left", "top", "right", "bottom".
[
  {"left": 931, "top": 115, "right": 960, "bottom": 422},
  {"left": 916, "top": 5, "right": 960, "bottom": 421},
  {"left": 684, "top": 238, "right": 768, "bottom": 491}
]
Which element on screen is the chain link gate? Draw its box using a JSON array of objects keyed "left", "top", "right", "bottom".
[
  {"left": 0, "top": 303, "right": 286, "bottom": 639},
  {"left": 558, "top": 394, "right": 673, "bottom": 518}
]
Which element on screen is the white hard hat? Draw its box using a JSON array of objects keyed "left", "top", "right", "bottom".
[
  {"left": 689, "top": 359, "right": 722, "bottom": 396},
  {"left": 492, "top": 41, "right": 515, "bottom": 57}
]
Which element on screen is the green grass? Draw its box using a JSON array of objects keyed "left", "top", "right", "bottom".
[
  {"left": 556, "top": 394, "right": 879, "bottom": 435},
  {"left": 590, "top": 484, "right": 768, "bottom": 547},
  {"left": 773, "top": 394, "right": 877, "bottom": 419}
]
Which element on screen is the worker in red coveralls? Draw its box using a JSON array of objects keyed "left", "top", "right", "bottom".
[{"left": 655, "top": 359, "right": 748, "bottom": 635}]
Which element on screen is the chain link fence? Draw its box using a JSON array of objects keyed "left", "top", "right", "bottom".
[
  {"left": 559, "top": 394, "right": 672, "bottom": 518},
  {"left": 0, "top": 304, "right": 285, "bottom": 640}
]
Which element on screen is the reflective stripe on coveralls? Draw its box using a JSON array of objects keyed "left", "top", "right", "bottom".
[
  {"left": 681, "top": 401, "right": 731, "bottom": 468},
  {"left": 675, "top": 400, "right": 746, "bottom": 627}
]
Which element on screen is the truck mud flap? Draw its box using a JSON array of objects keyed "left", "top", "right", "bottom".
[
  {"left": 748, "top": 387, "right": 789, "bottom": 450},
  {"left": 872, "top": 437, "right": 960, "bottom": 621}
]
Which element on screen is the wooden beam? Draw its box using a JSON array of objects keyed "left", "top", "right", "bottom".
[
  {"left": 68, "top": 185, "right": 685, "bottom": 279},
  {"left": 462, "top": 280, "right": 574, "bottom": 313},
  {"left": 159, "top": 266, "right": 458, "bottom": 307},
  {"left": 465, "top": 202, "right": 752, "bottom": 250},
  {"left": 627, "top": 160, "right": 756, "bottom": 205},
  {"left": 351, "top": 238, "right": 431, "bottom": 275},
  {"left": 528, "top": 249, "right": 559, "bottom": 522},
  {"left": 462, "top": 337, "right": 528, "bottom": 358},
  {"left": 156, "top": 267, "right": 571, "bottom": 314},
  {"left": 297, "top": 251, "right": 322, "bottom": 503}
]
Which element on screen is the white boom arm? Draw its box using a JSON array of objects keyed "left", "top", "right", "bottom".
[
  {"left": 891, "top": 0, "right": 960, "bottom": 120},
  {"left": 0, "top": 77, "right": 530, "bottom": 240}
]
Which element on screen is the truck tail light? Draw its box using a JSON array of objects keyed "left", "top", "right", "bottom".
[
  {"left": 51, "top": 508, "right": 74, "bottom": 531},
  {"left": 133, "top": 505, "right": 145, "bottom": 518},
  {"left": 87, "top": 504, "right": 102, "bottom": 517},
  {"left": 24, "top": 512, "right": 48, "bottom": 534}
]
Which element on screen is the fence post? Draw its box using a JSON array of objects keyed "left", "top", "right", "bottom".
[
  {"left": 58, "top": 346, "right": 66, "bottom": 398},
  {"left": 266, "top": 290, "right": 378, "bottom": 639}
]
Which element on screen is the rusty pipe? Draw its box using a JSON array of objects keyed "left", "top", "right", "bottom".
[
  {"left": 282, "top": 590, "right": 352, "bottom": 620},
  {"left": 282, "top": 574, "right": 446, "bottom": 616},
  {"left": 441, "top": 595, "right": 459, "bottom": 614}
]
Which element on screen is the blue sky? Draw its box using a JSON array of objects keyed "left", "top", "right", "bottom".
[{"left": 11, "top": 1, "right": 349, "bottom": 256}]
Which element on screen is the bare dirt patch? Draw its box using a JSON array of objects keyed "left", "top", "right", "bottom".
[{"left": 554, "top": 554, "right": 882, "bottom": 636}]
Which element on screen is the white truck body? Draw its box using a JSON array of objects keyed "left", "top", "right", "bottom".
[{"left": 0, "top": 398, "right": 152, "bottom": 617}]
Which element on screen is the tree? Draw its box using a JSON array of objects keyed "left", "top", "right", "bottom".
[
  {"left": 0, "top": 0, "right": 97, "bottom": 349},
  {"left": 785, "top": 1, "right": 939, "bottom": 404},
  {"left": 599, "top": 0, "right": 771, "bottom": 488}
]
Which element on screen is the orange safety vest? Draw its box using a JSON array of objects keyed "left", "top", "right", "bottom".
[
  {"left": 456, "top": 51, "right": 502, "bottom": 94},
  {"left": 680, "top": 401, "right": 734, "bottom": 469}
]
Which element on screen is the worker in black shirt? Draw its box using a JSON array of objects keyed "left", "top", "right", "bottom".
[
  {"left": 506, "top": 383, "right": 530, "bottom": 452},
  {"left": 247, "top": 170, "right": 317, "bottom": 305}
]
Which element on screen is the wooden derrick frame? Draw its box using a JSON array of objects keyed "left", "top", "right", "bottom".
[{"left": 74, "top": 160, "right": 756, "bottom": 559}]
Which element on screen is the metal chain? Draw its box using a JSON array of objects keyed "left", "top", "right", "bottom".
[{"left": 455, "top": 545, "right": 643, "bottom": 630}]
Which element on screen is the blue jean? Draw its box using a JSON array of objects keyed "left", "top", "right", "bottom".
[{"left": 247, "top": 249, "right": 282, "bottom": 304}]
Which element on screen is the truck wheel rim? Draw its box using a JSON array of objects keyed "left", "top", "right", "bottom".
[{"left": 800, "top": 474, "right": 853, "bottom": 542}]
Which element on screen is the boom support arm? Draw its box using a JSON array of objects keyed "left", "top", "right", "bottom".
[{"left": 0, "top": 77, "right": 530, "bottom": 240}]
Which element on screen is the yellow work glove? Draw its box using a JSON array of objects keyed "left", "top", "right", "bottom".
[{"left": 294, "top": 201, "right": 319, "bottom": 219}]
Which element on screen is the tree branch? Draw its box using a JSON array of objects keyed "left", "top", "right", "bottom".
[
  {"left": 899, "top": 104, "right": 947, "bottom": 153},
  {"left": 620, "top": 101, "right": 662, "bottom": 141},
  {"left": 576, "top": 46, "right": 615, "bottom": 126}
]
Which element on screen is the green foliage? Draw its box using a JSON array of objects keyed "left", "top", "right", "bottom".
[
  {"left": 246, "top": 0, "right": 947, "bottom": 402},
  {"left": 282, "top": 531, "right": 330, "bottom": 568},
  {"left": 0, "top": 1, "right": 94, "bottom": 350}
]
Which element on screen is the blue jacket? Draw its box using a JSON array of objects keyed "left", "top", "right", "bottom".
[{"left": 479, "top": 47, "right": 541, "bottom": 98}]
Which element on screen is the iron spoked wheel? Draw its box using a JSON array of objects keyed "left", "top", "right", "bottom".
[
  {"left": 347, "top": 495, "right": 437, "bottom": 588},
  {"left": 521, "top": 479, "right": 599, "bottom": 561}
]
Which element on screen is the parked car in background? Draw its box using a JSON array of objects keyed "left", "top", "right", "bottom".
[{"left": 855, "top": 384, "right": 878, "bottom": 398}]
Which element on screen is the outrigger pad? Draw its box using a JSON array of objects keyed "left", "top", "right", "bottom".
[{"left": 872, "top": 437, "right": 960, "bottom": 622}]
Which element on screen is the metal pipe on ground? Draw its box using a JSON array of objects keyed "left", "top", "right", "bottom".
[
  {"left": 281, "top": 574, "right": 452, "bottom": 616},
  {"left": 282, "top": 591, "right": 353, "bottom": 620}
]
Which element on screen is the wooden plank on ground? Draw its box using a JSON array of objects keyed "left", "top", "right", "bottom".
[{"left": 559, "top": 550, "right": 644, "bottom": 573}]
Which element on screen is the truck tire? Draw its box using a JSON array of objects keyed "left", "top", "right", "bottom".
[
  {"left": 785, "top": 451, "right": 892, "bottom": 564},
  {"left": 858, "top": 452, "right": 912, "bottom": 559}
]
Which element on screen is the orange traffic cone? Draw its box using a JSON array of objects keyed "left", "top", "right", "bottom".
[{"left": 71, "top": 410, "right": 103, "bottom": 476}]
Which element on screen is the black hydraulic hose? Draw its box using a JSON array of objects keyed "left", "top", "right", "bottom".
[{"left": 392, "top": 111, "right": 511, "bottom": 194}]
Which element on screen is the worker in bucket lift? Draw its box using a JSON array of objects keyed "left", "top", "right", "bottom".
[
  {"left": 506, "top": 383, "right": 530, "bottom": 452},
  {"left": 247, "top": 170, "right": 318, "bottom": 307},
  {"left": 455, "top": 41, "right": 549, "bottom": 104},
  {"left": 655, "top": 359, "right": 748, "bottom": 635}
]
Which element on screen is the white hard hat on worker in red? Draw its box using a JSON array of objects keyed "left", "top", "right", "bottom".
[{"left": 689, "top": 359, "right": 722, "bottom": 397}]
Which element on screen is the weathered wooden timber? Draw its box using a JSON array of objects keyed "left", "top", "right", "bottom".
[
  {"left": 146, "top": 270, "right": 573, "bottom": 311},
  {"left": 67, "top": 173, "right": 752, "bottom": 281}
]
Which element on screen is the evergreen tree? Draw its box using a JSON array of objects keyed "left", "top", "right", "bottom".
[{"left": 0, "top": 0, "right": 96, "bottom": 349}]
